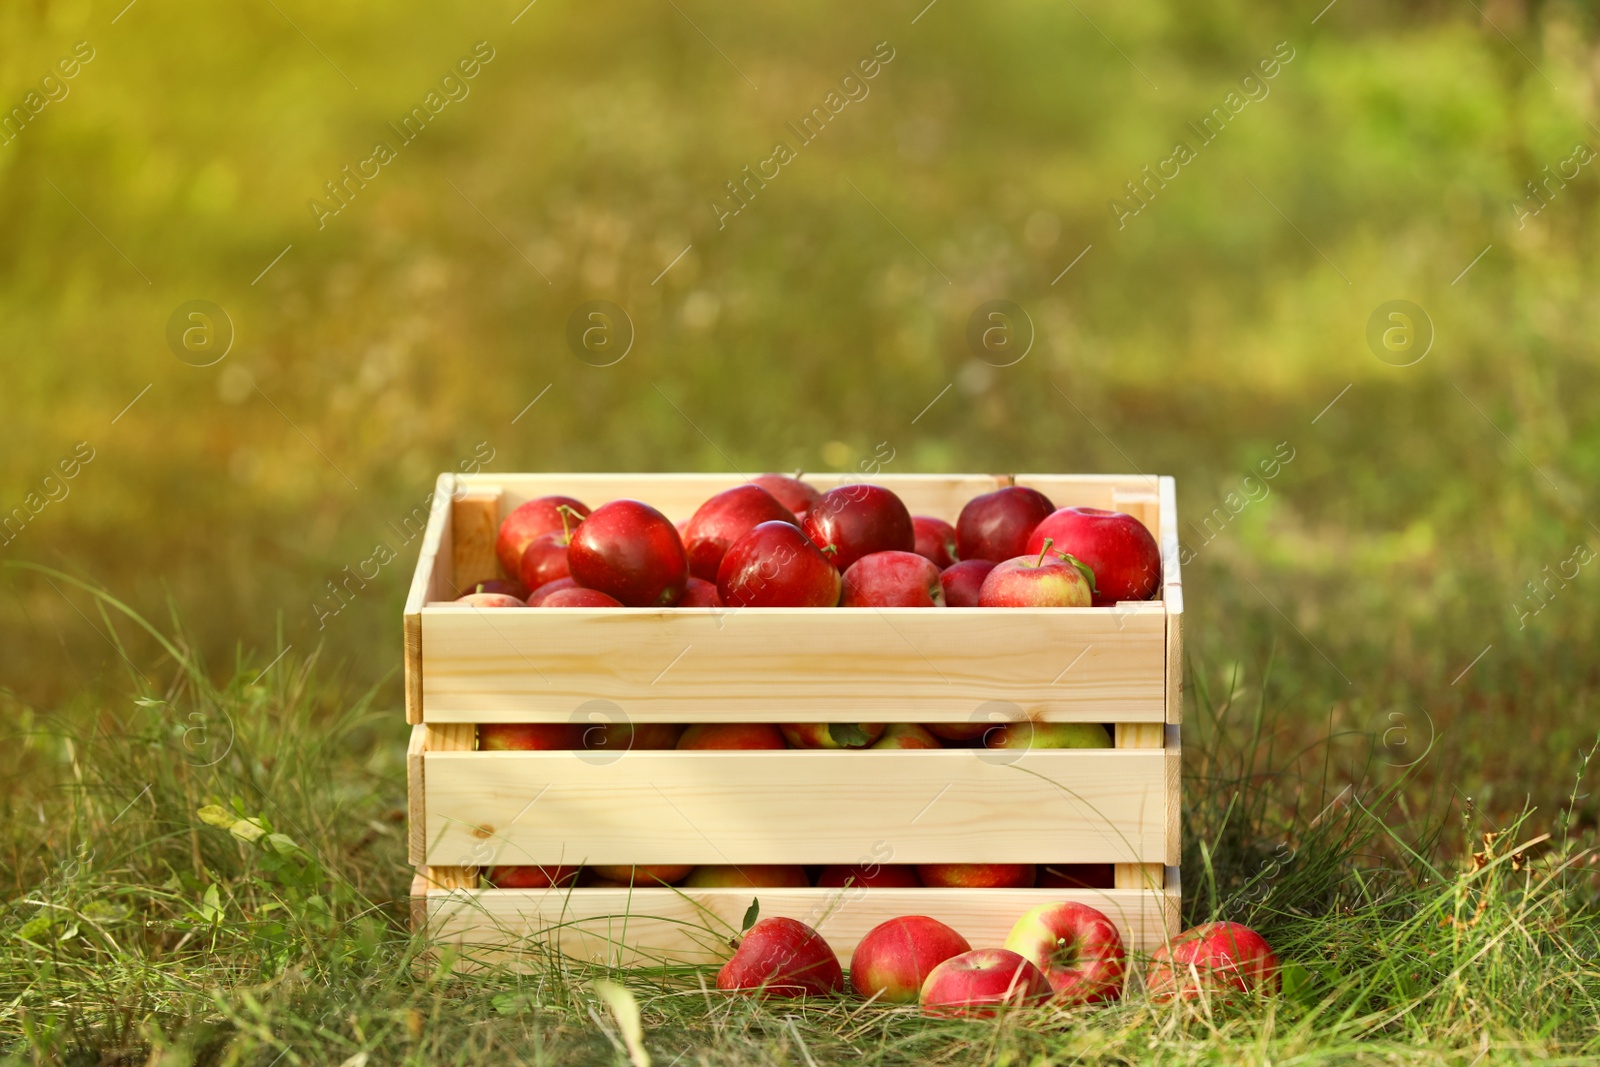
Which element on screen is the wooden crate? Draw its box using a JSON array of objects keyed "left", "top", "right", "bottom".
[{"left": 406, "top": 473, "right": 1183, "bottom": 968}]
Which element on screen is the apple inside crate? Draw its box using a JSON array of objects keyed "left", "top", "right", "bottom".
[{"left": 403, "top": 473, "right": 1183, "bottom": 968}]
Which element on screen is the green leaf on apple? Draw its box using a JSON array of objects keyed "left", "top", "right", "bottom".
[
  {"left": 1060, "top": 552, "right": 1098, "bottom": 596},
  {"left": 740, "top": 897, "right": 760, "bottom": 933},
  {"left": 829, "top": 723, "right": 871, "bottom": 748}
]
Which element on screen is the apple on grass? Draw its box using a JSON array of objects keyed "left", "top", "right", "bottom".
[
  {"left": 912, "top": 516, "right": 959, "bottom": 569},
  {"left": 850, "top": 916, "right": 970, "bottom": 1003},
  {"left": 682, "top": 484, "right": 797, "bottom": 581},
  {"left": 982, "top": 721, "right": 1112, "bottom": 750},
  {"left": 454, "top": 592, "right": 527, "bottom": 608},
  {"left": 686, "top": 865, "right": 811, "bottom": 888},
  {"left": 677, "top": 723, "right": 788, "bottom": 749},
  {"left": 802, "top": 484, "right": 915, "bottom": 571},
  {"left": 779, "top": 723, "right": 886, "bottom": 749},
  {"left": 955, "top": 486, "right": 1055, "bottom": 563},
  {"left": 1026, "top": 507, "right": 1161, "bottom": 605},
  {"left": 1146, "top": 922, "right": 1280, "bottom": 1001},
  {"left": 1004, "top": 901, "right": 1127, "bottom": 1004},
  {"left": 841, "top": 551, "right": 945, "bottom": 607},
  {"left": 871, "top": 723, "right": 942, "bottom": 749},
  {"left": 978, "top": 541, "right": 1094, "bottom": 608},
  {"left": 749, "top": 473, "right": 823, "bottom": 522},
  {"left": 567, "top": 499, "right": 689, "bottom": 607},
  {"left": 479, "top": 723, "right": 584, "bottom": 750},
  {"left": 495, "top": 495, "right": 590, "bottom": 576},
  {"left": 919, "top": 949, "right": 1053, "bottom": 1016},
  {"left": 487, "top": 865, "right": 580, "bottom": 888},
  {"left": 939, "top": 559, "right": 996, "bottom": 608},
  {"left": 539, "top": 587, "right": 623, "bottom": 608},
  {"left": 718, "top": 916, "right": 844, "bottom": 997},
  {"left": 525, "top": 577, "right": 577, "bottom": 605},
  {"left": 916, "top": 863, "right": 1036, "bottom": 888},
  {"left": 588, "top": 864, "right": 695, "bottom": 885},
  {"left": 718, "top": 521, "right": 840, "bottom": 607}
]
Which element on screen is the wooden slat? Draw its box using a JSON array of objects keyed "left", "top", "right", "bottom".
[
  {"left": 405, "top": 474, "right": 455, "bottom": 724},
  {"left": 423, "top": 749, "right": 1167, "bottom": 867},
  {"left": 1165, "top": 724, "right": 1182, "bottom": 868},
  {"left": 420, "top": 603, "right": 1166, "bottom": 722},
  {"left": 451, "top": 489, "right": 503, "bottom": 593},
  {"left": 1114, "top": 721, "right": 1166, "bottom": 892},
  {"left": 417, "top": 885, "right": 1179, "bottom": 967},
  {"left": 407, "top": 724, "right": 427, "bottom": 867},
  {"left": 1158, "top": 475, "right": 1184, "bottom": 726},
  {"left": 458, "top": 473, "right": 1159, "bottom": 523},
  {"left": 410, "top": 869, "right": 431, "bottom": 934}
]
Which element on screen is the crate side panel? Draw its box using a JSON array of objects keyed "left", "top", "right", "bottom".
[
  {"left": 423, "top": 749, "right": 1166, "bottom": 867},
  {"left": 420, "top": 606, "right": 1166, "bottom": 722},
  {"left": 423, "top": 886, "right": 1175, "bottom": 967}
]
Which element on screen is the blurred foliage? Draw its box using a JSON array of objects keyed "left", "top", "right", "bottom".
[{"left": 1, "top": 0, "right": 1598, "bottom": 831}]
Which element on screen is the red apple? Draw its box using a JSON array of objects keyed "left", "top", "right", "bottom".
[
  {"left": 454, "top": 592, "right": 528, "bottom": 608},
  {"left": 586, "top": 722, "right": 685, "bottom": 752},
  {"left": 977, "top": 546, "right": 1093, "bottom": 608},
  {"left": 479, "top": 723, "right": 584, "bottom": 750},
  {"left": 922, "top": 721, "right": 992, "bottom": 743},
  {"left": 955, "top": 486, "right": 1055, "bottom": 563},
  {"left": 717, "top": 916, "right": 844, "bottom": 997},
  {"left": 871, "top": 723, "right": 942, "bottom": 749},
  {"left": 487, "top": 865, "right": 580, "bottom": 888},
  {"left": 1004, "top": 901, "right": 1127, "bottom": 1004},
  {"left": 718, "top": 521, "right": 840, "bottom": 607},
  {"left": 677, "top": 723, "right": 788, "bottom": 749},
  {"left": 686, "top": 864, "right": 811, "bottom": 888},
  {"left": 1026, "top": 507, "right": 1161, "bottom": 605},
  {"left": 525, "top": 577, "right": 578, "bottom": 605},
  {"left": 567, "top": 499, "right": 689, "bottom": 607},
  {"left": 916, "top": 863, "right": 1035, "bottom": 888},
  {"left": 681, "top": 484, "right": 798, "bottom": 582},
  {"left": 470, "top": 578, "right": 529, "bottom": 599},
  {"left": 675, "top": 577, "right": 724, "bottom": 607},
  {"left": 516, "top": 530, "right": 571, "bottom": 590},
  {"left": 749, "top": 473, "right": 823, "bottom": 522},
  {"left": 779, "top": 723, "right": 886, "bottom": 749},
  {"left": 982, "top": 721, "right": 1112, "bottom": 750},
  {"left": 912, "top": 516, "right": 959, "bottom": 569},
  {"left": 939, "top": 559, "right": 997, "bottom": 608},
  {"left": 1146, "top": 922, "right": 1280, "bottom": 1001},
  {"left": 850, "top": 915, "right": 971, "bottom": 1003},
  {"left": 841, "top": 551, "right": 945, "bottom": 607},
  {"left": 802, "top": 484, "right": 915, "bottom": 571},
  {"left": 539, "top": 587, "right": 624, "bottom": 608},
  {"left": 1038, "top": 863, "right": 1115, "bottom": 889},
  {"left": 817, "top": 864, "right": 923, "bottom": 888},
  {"left": 919, "top": 949, "right": 1052, "bottom": 1016},
  {"left": 495, "top": 496, "right": 589, "bottom": 576},
  {"left": 588, "top": 863, "right": 695, "bottom": 885}
]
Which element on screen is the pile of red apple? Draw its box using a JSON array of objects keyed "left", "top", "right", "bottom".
[
  {"left": 713, "top": 905, "right": 1279, "bottom": 1013},
  {"left": 458, "top": 473, "right": 1162, "bottom": 610},
  {"left": 485, "top": 859, "right": 1116, "bottom": 891}
]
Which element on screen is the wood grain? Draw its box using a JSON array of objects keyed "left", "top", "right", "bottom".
[
  {"left": 1114, "top": 721, "right": 1167, "bottom": 892},
  {"left": 407, "top": 725, "right": 427, "bottom": 867},
  {"left": 415, "top": 884, "right": 1180, "bottom": 967},
  {"left": 451, "top": 489, "right": 502, "bottom": 593},
  {"left": 422, "top": 748, "right": 1168, "bottom": 867},
  {"left": 404, "top": 474, "right": 455, "bottom": 724},
  {"left": 420, "top": 603, "right": 1166, "bottom": 722}
]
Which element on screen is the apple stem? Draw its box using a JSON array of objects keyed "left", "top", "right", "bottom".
[
  {"left": 556, "top": 504, "right": 580, "bottom": 542},
  {"left": 1035, "top": 537, "right": 1054, "bottom": 569}
]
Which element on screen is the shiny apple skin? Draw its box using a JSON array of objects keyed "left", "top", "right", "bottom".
[
  {"left": 717, "top": 521, "right": 841, "bottom": 607},
  {"left": 682, "top": 484, "right": 797, "bottom": 582},
  {"left": 1025, "top": 506, "right": 1161, "bottom": 604},
  {"left": 495, "top": 495, "right": 589, "bottom": 576},
  {"left": 566, "top": 499, "right": 689, "bottom": 607},
  {"left": 955, "top": 486, "right": 1055, "bottom": 563},
  {"left": 802, "top": 484, "right": 915, "bottom": 572}
]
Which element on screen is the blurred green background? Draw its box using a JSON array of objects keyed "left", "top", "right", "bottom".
[{"left": 2, "top": 0, "right": 1597, "bottom": 827}]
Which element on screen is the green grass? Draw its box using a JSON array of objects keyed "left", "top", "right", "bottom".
[{"left": 3, "top": 583, "right": 1597, "bottom": 1065}]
